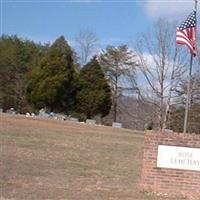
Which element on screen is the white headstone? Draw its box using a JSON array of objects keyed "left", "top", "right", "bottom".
[
  {"left": 112, "top": 122, "right": 122, "bottom": 128},
  {"left": 70, "top": 117, "right": 79, "bottom": 122},
  {"left": 26, "top": 112, "right": 30, "bottom": 117},
  {"left": 39, "top": 108, "right": 49, "bottom": 118},
  {"left": 164, "top": 129, "right": 173, "bottom": 134},
  {"left": 86, "top": 119, "right": 96, "bottom": 125}
]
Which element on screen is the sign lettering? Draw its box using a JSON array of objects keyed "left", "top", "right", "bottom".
[{"left": 157, "top": 145, "right": 200, "bottom": 171}]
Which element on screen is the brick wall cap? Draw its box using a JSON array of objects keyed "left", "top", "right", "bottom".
[{"left": 145, "top": 130, "right": 200, "bottom": 139}]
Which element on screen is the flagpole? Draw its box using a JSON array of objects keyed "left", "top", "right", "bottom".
[
  {"left": 195, "top": 0, "right": 198, "bottom": 11},
  {"left": 183, "top": 0, "right": 197, "bottom": 134},
  {"left": 183, "top": 55, "right": 193, "bottom": 133}
]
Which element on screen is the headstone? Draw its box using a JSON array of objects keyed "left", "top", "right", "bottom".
[
  {"left": 49, "top": 112, "right": 55, "bottom": 117},
  {"left": 10, "top": 108, "right": 16, "bottom": 114},
  {"left": 26, "top": 112, "right": 30, "bottom": 117},
  {"left": 31, "top": 113, "right": 35, "bottom": 117},
  {"left": 164, "top": 129, "right": 173, "bottom": 134},
  {"left": 0, "top": 108, "right": 3, "bottom": 113},
  {"left": 70, "top": 117, "right": 79, "bottom": 122},
  {"left": 39, "top": 108, "right": 50, "bottom": 118},
  {"left": 112, "top": 122, "right": 122, "bottom": 128},
  {"left": 51, "top": 113, "right": 66, "bottom": 121},
  {"left": 86, "top": 119, "right": 96, "bottom": 125}
]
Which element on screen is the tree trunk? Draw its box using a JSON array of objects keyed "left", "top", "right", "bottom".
[
  {"left": 113, "top": 72, "right": 118, "bottom": 122},
  {"left": 113, "top": 101, "right": 117, "bottom": 122}
]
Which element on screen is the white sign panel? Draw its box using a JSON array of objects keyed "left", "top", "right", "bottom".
[{"left": 157, "top": 145, "right": 200, "bottom": 171}]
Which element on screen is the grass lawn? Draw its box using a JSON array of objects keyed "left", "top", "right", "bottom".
[{"left": 1, "top": 114, "right": 184, "bottom": 200}]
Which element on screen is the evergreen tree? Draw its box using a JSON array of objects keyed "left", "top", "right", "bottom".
[
  {"left": 26, "top": 36, "right": 77, "bottom": 113},
  {"left": 76, "top": 56, "right": 112, "bottom": 119},
  {"left": 0, "top": 35, "right": 46, "bottom": 112},
  {"left": 99, "top": 45, "right": 137, "bottom": 122}
]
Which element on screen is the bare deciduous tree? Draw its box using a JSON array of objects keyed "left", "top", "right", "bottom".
[
  {"left": 136, "top": 19, "right": 187, "bottom": 129},
  {"left": 76, "top": 29, "right": 98, "bottom": 66}
]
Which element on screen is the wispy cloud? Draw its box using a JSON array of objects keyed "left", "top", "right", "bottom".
[{"left": 141, "top": 0, "right": 195, "bottom": 20}]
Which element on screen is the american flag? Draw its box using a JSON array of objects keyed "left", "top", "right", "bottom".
[{"left": 176, "top": 10, "right": 197, "bottom": 56}]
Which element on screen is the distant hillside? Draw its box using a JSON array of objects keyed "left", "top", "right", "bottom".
[{"left": 102, "top": 96, "right": 158, "bottom": 130}]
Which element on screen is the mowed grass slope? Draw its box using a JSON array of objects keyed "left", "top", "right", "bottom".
[{"left": 1, "top": 114, "right": 181, "bottom": 200}]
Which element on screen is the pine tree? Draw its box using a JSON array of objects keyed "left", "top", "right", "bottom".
[
  {"left": 99, "top": 45, "right": 137, "bottom": 122},
  {"left": 76, "top": 56, "right": 112, "bottom": 119}
]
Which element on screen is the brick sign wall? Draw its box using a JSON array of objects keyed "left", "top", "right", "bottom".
[{"left": 140, "top": 131, "right": 200, "bottom": 199}]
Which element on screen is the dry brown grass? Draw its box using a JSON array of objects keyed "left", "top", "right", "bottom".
[{"left": 1, "top": 113, "right": 184, "bottom": 200}]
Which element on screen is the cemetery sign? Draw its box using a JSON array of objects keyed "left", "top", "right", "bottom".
[{"left": 157, "top": 145, "right": 200, "bottom": 171}]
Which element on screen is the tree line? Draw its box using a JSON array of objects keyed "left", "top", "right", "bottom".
[
  {"left": 0, "top": 19, "right": 199, "bottom": 133},
  {"left": 0, "top": 35, "right": 113, "bottom": 121}
]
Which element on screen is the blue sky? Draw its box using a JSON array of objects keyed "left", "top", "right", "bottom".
[{"left": 1, "top": 0, "right": 197, "bottom": 47}]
